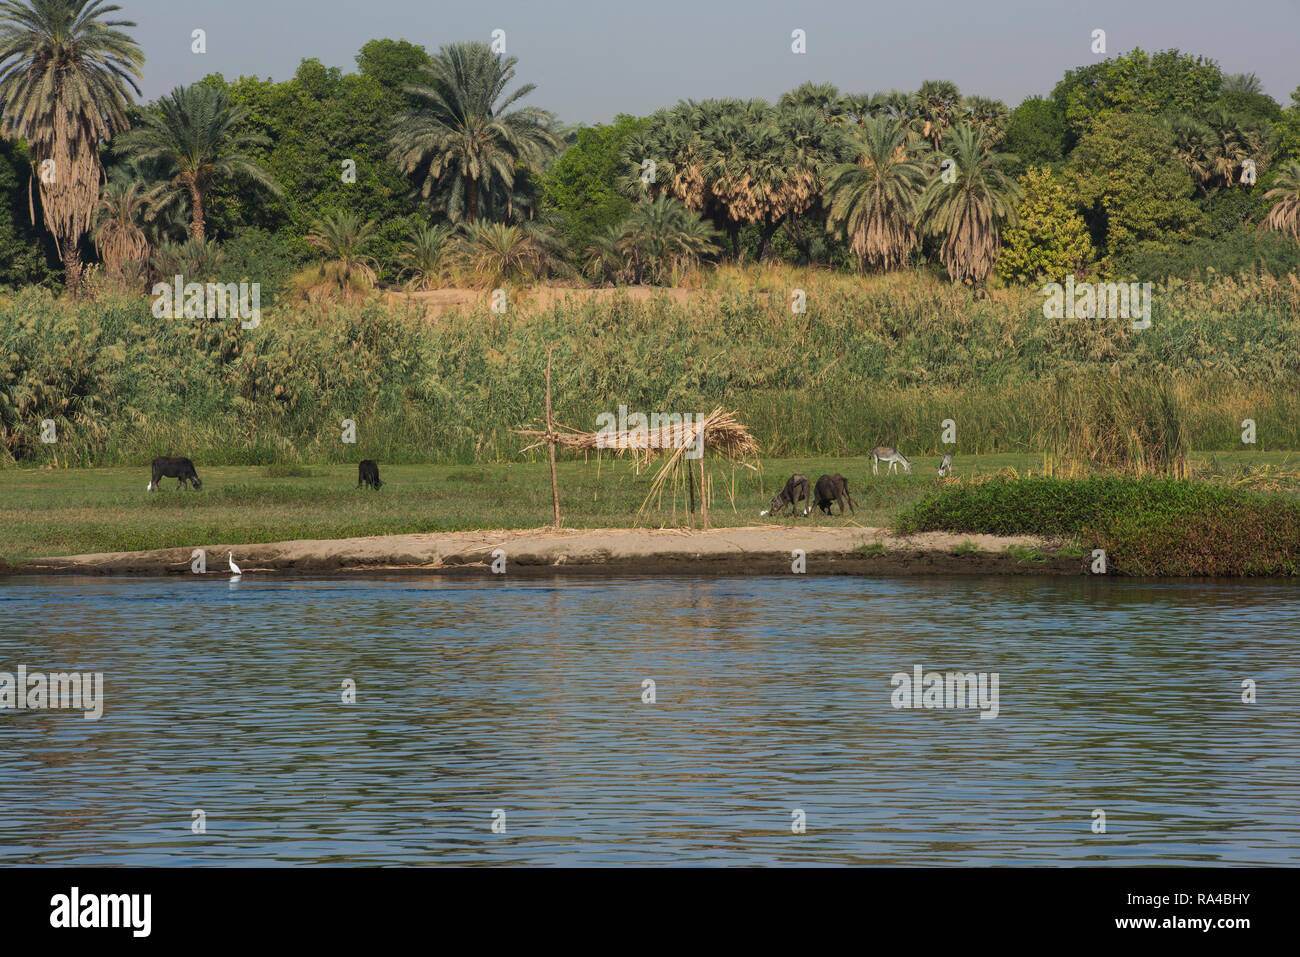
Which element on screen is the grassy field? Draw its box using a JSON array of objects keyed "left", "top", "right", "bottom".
[{"left": 3, "top": 450, "right": 1297, "bottom": 563}]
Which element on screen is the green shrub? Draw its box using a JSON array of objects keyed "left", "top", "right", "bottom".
[{"left": 896, "top": 476, "right": 1300, "bottom": 575}]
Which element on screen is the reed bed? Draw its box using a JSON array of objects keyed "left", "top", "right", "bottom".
[{"left": 3, "top": 266, "right": 1298, "bottom": 467}]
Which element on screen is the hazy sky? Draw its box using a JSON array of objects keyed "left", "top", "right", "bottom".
[{"left": 123, "top": 0, "right": 1299, "bottom": 122}]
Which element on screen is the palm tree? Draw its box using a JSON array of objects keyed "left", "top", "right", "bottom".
[
  {"left": 0, "top": 0, "right": 143, "bottom": 294},
  {"left": 116, "top": 83, "right": 281, "bottom": 240},
  {"left": 92, "top": 178, "right": 152, "bottom": 284},
  {"left": 390, "top": 41, "right": 560, "bottom": 223},
  {"left": 824, "top": 118, "right": 928, "bottom": 271},
  {"left": 454, "top": 220, "right": 567, "bottom": 286},
  {"left": 917, "top": 123, "right": 1022, "bottom": 285},
  {"left": 962, "top": 96, "right": 1010, "bottom": 147},
  {"left": 1166, "top": 115, "right": 1213, "bottom": 192},
  {"left": 1221, "top": 72, "right": 1264, "bottom": 95},
  {"left": 911, "top": 80, "right": 962, "bottom": 149},
  {"left": 1203, "top": 105, "right": 1269, "bottom": 189},
  {"left": 777, "top": 81, "right": 843, "bottom": 124},
  {"left": 397, "top": 224, "right": 451, "bottom": 290},
  {"left": 1262, "top": 160, "right": 1300, "bottom": 241},
  {"left": 151, "top": 235, "right": 223, "bottom": 285},
  {"left": 306, "top": 210, "right": 378, "bottom": 286},
  {"left": 583, "top": 225, "right": 629, "bottom": 284},
  {"left": 610, "top": 195, "right": 719, "bottom": 285}
]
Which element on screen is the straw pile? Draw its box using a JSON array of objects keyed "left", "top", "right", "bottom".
[
  {"left": 514, "top": 407, "right": 761, "bottom": 526},
  {"left": 515, "top": 407, "right": 759, "bottom": 462}
]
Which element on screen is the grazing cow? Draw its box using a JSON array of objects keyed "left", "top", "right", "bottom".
[
  {"left": 938, "top": 452, "right": 953, "bottom": 477},
  {"left": 148, "top": 456, "right": 201, "bottom": 491},
  {"left": 762, "top": 473, "right": 811, "bottom": 517},
  {"left": 357, "top": 459, "right": 383, "bottom": 490},
  {"left": 813, "top": 473, "right": 856, "bottom": 515}
]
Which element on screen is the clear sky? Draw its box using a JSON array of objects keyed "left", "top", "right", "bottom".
[{"left": 123, "top": 0, "right": 1299, "bottom": 122}]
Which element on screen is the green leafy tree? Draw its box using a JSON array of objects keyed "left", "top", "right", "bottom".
[
  {"left": 205, "top": 61, "right": 414, "bottom": 253},
  {"left": 997, "top": 167, "right": 1094, "bottom": 283},
  {"left": 540, "top": 114, "right": 647, "bottom": 256},
  {"left": 1003, "top": 97, "right": 1066, "bottom": 172},
  {"left": 1069, "top": 112, "right": 1205, "bottom": 264},
  {"left": 0, "top": 138, "right": 55, "bottom": 286},
  {"left": 1052, "top": 49, "right": 1222, "bottom": 137},
  {"left": 1273, "top": 86, "right": 1300, "bottom": 163},
  {"left": 355, "top": 38, "right": 431, "bottom": 92}
]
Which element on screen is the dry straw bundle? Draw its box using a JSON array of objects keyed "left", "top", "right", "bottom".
[{"left": 515, "top": 407, "right": 760, "bottom": 528}]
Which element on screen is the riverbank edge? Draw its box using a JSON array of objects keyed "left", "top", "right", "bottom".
[{"left": 10, "top": 526, "right": 1089, "bottom": 577}]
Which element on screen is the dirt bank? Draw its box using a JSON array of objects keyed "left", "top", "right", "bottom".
[{"left": 18, "top": 526, "right": 1083, "bottom": 577}]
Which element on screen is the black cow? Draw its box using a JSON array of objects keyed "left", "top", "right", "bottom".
[
  {"left": 357, "top": 459, "right": 383, "bottom": 490},
  {"left": 813, "top": 473, "right": 856, "bottom": 515},
  {"left": 764, "top": 473, "right": 811, "bottom": 517},
  {"left": 148, "top": 456, "right": 201, "bottom": 491}
]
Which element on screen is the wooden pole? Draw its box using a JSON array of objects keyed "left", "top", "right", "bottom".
[
  {"left": 686, "top": 455, "right": 696, "bottom": 527},
  {"left": 698, "top": 449, "right": 708, "bottom": 531},
  {"left": 545, "top": 346, "right": 560, "bottom": 529}
]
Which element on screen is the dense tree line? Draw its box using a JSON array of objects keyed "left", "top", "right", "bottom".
[{"left": 1, "top": 1, "right": 1298, "bottom": 297}]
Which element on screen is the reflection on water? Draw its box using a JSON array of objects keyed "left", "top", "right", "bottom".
[{"left": 1, "top": 574, "right": 1297, "bottom": 865}]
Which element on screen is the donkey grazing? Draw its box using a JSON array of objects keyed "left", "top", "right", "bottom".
[{"left": 871, "top": 446, "right": 912, "bottom": 475}]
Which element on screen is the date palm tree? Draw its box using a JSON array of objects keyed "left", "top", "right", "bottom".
[
  {"left": 306, "top": 210, "right": 378, "bottom": 286},
  {"left": 824, "top": 118, "right": 928, "bottom": 271},
  {"left": 1221, "top": 72, "right": 1264, "bottom": 95},
  {"left": 609, "top": 195, "right": 719, "bottom": 285},
  {"left": 116, "top": 82, "right": 280, "bottom": 240},
  {"left": 918, "top": 123, "right": 1022, "bottom": 285},
  {"left": 397, "top": 224, "right": 452, "bottom": 290},
  {"left": 390, "top": 41, "right": 560, "bottom": 223},
  {"left": 92, "top": 178, "right": 153, "bottom": 284},
  {"left": 0, "top": 0, "right": 143, "bottom": 294},
  {"left": 1262, "top": 160, "right": 1300, "bottom": 241},
  {"left": 454, "top": 220, "right": 567, "bottom": 286}
]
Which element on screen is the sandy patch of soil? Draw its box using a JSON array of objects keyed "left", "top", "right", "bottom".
[{"left": 21, "top": 526, "right": 1083, "bottom": 577}]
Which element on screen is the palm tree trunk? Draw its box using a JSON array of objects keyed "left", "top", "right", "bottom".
[
  {"left": 466, "top": 179, "right": 479, "bottom": 223},
  {"left": 189, "top": 182, "right": 205, "bottom": 240},
  {"left": 61, "top": 238, "right": 83, "bottom": 296},
  {"left": 758, "top": 217, "right": 781, "bottom": 262}
]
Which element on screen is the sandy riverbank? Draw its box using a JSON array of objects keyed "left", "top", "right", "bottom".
[{"left": 17, "top": 526, "right": 1081, "bottom": 577}]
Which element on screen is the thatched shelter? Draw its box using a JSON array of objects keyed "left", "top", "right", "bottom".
[{"left": 515, "top": 406, "right": 760, "bottom": 528}]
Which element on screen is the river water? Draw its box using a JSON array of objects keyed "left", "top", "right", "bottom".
[{"left": 1, "top": 574, "right": 1296, "bottom": 865}]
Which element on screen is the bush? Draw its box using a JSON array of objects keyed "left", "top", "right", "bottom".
[{"left": 896, "top": 476, "right": 1300, "bottom": 575}]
